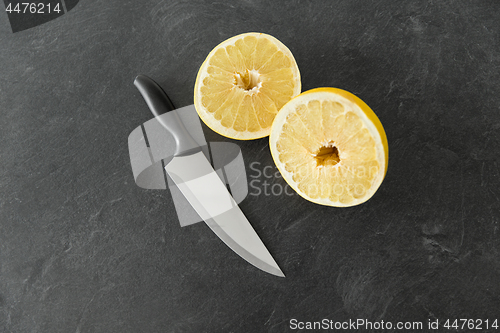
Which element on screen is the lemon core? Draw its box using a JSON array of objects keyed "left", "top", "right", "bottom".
[
  {"left": 234, "top": 69, "right": 261, "bottom": 92},
  {"left": 313, "top": 142, "right": 340, "bottom": 167}
]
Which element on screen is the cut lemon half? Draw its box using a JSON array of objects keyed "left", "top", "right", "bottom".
[
  {"left": 270, "top": 88, "right": 388, "bottom": 207},
  {"left": 194, "top": 32, "right": 301, "bottom": 140}
]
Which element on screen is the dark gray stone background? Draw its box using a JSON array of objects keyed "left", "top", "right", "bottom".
[{"left": 1, "top": 0, "right": 499, "bottom": 332}]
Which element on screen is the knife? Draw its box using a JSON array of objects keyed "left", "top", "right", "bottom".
[{"left": 134, "top": 75, "right": 285, "bottom": 277}]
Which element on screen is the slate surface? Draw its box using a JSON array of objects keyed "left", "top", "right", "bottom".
[{"left": 1, "top": 1, "right": 500, "bottom": 332}]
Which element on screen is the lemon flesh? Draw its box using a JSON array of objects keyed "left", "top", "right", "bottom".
[
  {"left": 194, "top": 32, "right": 301, "bottom": 140},
  {"left": 270, "top": 88, "right": 389, "bottom": 207}
]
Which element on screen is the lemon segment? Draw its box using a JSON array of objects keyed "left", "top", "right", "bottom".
[
  {"left": 195, "top": 32, "right": 301, "bottom": 140},
  {"left": 270, "top": 88, "right": 388, "bottom": 207}
]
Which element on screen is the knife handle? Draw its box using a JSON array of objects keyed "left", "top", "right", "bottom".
[{"left": 134, "top": 74, "right": 200, "bottom": 156}]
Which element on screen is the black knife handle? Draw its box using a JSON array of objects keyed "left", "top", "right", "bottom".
[
  {"left": 134, "top": 74, "right": 200, "bottom": 156},
  {"left": 134, "top": 74, "right": 175, "bottom": 115}
]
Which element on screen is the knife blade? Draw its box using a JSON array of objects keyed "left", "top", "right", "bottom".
[{"left": 134, "top": 75, "right": 284, "bottom": 277}]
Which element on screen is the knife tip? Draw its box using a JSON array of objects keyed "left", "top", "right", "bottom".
[
  {"left": 272, "top": 267, "right": 285, "bottom": 278},
  {"left": 259, "top": 262, "right": 285, "bottom": 278}
]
